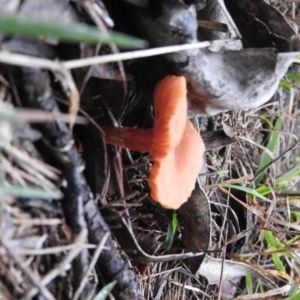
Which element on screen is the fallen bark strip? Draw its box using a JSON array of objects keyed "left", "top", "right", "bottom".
[{"left": 10, "top": 66, "right": 143, "bottom": 300}]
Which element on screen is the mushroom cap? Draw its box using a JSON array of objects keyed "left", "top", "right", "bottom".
[
  {"left": 151, "top": 75, "right": 187, "bottom": 158},
  {"left": 148, "top": 76, "right": 205, "bottom": 209},
  {"left": 149, "top": 120, "right": 204, "bottom": 209}
]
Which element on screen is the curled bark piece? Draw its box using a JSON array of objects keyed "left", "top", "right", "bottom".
[
  {"left": 177, "top": 183, "right": 211, "bottom": 273},
  {"left": 11, "top": 66, "right": 143, "bottom": 300}
]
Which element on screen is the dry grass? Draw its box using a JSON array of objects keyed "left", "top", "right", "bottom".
[{"left": 1, "top": 1, "right": 300, "bottom": 300}]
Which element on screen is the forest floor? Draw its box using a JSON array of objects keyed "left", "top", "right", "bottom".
[{"left": 1, "top": 1, "right": 300, "bottom": 300}]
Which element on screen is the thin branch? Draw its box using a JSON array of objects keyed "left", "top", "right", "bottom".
[{"left": 0, "top": 40, "right": 233, "bottom": 70}]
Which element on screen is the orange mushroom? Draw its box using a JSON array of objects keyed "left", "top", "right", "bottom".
[{"left": 102, "top": 76, "right": 205, "bottom": 209}]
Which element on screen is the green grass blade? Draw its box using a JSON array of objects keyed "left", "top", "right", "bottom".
[
  {"left": 276, "top": 168, "right": 300, "bottom": 184},
  {"left": 272, "top": 253, "right": 286, "bottom": 272},
  {"left": 259, "top": 116, "right": 274, "bottom": 128},
  {"left": 221, "top": 184, "right": 272, "bottom": 202},
  {"left": 0, "top": 13, "right": 146, "bottom": 48},
  {"left": 264, "top": 230, "right": 287, "bottom": 271},
  {"left": 0, "top": 185, "right": 63, "bottom": 199},
  {"left": 286, "top": 290, "right": 300, "bottom": 299},
  {"left": 259, "top": 282, "right": 264, "bottom": 293},
  {"left": 286, "top": 73, "right": 300, "bottom": 82},
  {"left": 280, "top": 80, "right": 293, "bottom": 90},
  {"left": 93, "top": 281, "right": 117, "bottom": 300},
  {"left": 264, "top": 230, "right": 277, "bottom": 247},
  {"left": 256, "top": 185, "right": 289, "bottom": 197},
  {"left": 163, "top": 210, "right": 177, "bottom": 251},
  {"left": 255, "top": 186, "right": 272, "bottom": 196},
  {"left": 254, "top": 116, "right": 283, "bottom": 187},
  {"left": 245, "top": 275, "right": 253, "bottom": 294}
]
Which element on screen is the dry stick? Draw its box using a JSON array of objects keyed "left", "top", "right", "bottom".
[
  {"left": 0, "top": 235, "right": 55, "bottom": 300},
  {"left": 12, "top": 218, "right": 62, "bottom": 226},
  {"left": 0, "top": 40, "right": 232, "bottom": 71},
  {"left": 205, "top": 174, "right": 253, "bottom": 189},
  {"left": 63, "top": 40, "right": 230, "bottom": 69},
  {"left": 52, "top": 68, "right": 80, "bottom": 131},
  {"left": 0, "top": 108, "right": 86, "bottom": 124},
  {"left": 24, "top": 229, "right": 89, "bottom": 300},
  {"left": 236, "top": 284, "right": 291, "bottom": 300},
  {"left": 5, "top": 163, "right": 57, "bottom": 190},
  {"left": 73, "top": 232, "right": 111, "bottom": 300},
  {"left": 217, "top": 223, "right": 229, "bottom": 300},
  {"left": 2, "top": 156, "right": 27, "bottom": 186},
  {"left": 0, "top": 51, "right": 61, "bottom": 70},
  {"left": 170, "top": 281, "right": 211, "bottom": 297},
  {"left": 12, "top": 243, "right": 98, "bottom": 256},
  {"left": 0, "top": 140, "right": 59, "bottom": 180},
  {"left": 17, "top": 160, "right": 59, "bottom": 191}
]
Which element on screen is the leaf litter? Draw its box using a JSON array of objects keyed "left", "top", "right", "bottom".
[{"left": 0, "top": 0, "right": 300, "bottom": 299}]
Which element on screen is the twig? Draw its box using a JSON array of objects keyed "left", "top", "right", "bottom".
[
  {"left": 24, "top": 228, "right": 89, "bottom": 299},
  {"left": 236, "top": 284, "right": 291, "bottom": 299},
  {"left": 12, "top": 218, "right": 62, "bottom": 226},
  {"left": 63, "top": 40, "right": 229, "bottom": 69},
  {"left": 0, "top": 40, "right": 232, "bottom": 70},
  {"left": 205, "top": 174, "right": 253, "bottom": 189},
  {"left": 8, "top": 243, "right": 99, "bottom": 256},
  {"left": 0, "top": 140, "right": 60, "bottom": 180}
]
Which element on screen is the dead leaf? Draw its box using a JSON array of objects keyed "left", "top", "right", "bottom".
[
  {"left": 133, "top": 1, "right": 297, "bottom": 115},
  {"left": 198, "top": 255, "right": 276, "bottom": 287},
  {"left": 224, "top": 0, "right": 300, "bottom": 51},
  {"left": 185, "top": 49, "right": 297, "bottom": 115}
]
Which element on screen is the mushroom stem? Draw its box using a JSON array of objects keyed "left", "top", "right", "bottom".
[{"left": 101, "top": 126, "right": 154, "bottom": 152}]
